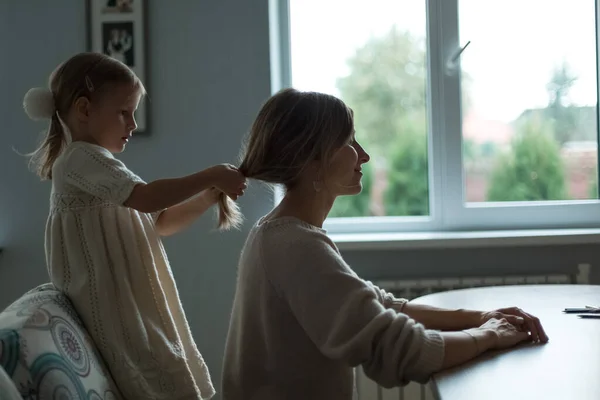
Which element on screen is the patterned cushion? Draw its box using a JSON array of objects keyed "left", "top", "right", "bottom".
[{"left": 0, "top": 283, "right": 123, "bottom": 399}]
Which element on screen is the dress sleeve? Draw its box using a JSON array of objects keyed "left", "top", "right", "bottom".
[{"left": 63, "top": 144, "right": 145, "bottom": 205}]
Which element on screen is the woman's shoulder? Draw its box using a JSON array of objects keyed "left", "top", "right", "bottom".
[
  {"left": 248, "top": 216, "right": 352, "bottom": 284},
  {"left": 254, "top": 216, "right": 338, "bottom": 255}
]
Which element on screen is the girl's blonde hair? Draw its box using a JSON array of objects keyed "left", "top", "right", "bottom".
[
  {"left": 217, "top": 88, "right": 354, "bottom": 230},
  {"left": 24, "top": 52, "right": 145, "bottom": 180}
]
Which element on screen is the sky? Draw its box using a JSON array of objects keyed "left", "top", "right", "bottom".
[{"left": 289, "top": 0, "right": 597, "bottom": 123}]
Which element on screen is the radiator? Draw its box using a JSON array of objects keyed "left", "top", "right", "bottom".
[{"left": 356, "top": 264, "right": 591, "bottom": 400}]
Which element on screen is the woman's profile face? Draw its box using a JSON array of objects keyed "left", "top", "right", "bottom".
[{"left": 322, "top": 132, "right": 370, "bottom": 197}]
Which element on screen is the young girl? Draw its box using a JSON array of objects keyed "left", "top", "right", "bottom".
[{"left": 23, "top": 52, "right": 246, "bottom": 399}]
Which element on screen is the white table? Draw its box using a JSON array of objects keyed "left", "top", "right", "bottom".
[{"left": 411, "top": 284, "right": 600, "bottom": 400}]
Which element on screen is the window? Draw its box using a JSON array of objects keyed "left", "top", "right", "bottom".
[{"left": 275, "top": 0, "right": 600, "bottom": 233}]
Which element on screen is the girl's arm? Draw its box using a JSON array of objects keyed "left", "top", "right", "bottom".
[
  {"left": 61, "top": 144, "right": 245, "bottom": 225},
  {"left": 125, "top": 164, "right": 245, "bottom": 213},
  {"left": 154, "top": 188, "right": 220, "bottom": 236}
]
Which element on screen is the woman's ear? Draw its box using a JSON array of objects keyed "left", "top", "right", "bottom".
[
  {"left": 310, "top": 160, "right": 330, "bottom": 189},
  {"left": 73, "top": 96, "right": 91, "bottom": 122},
  {"left": 307, "top": 160, "right": 323, "bottom": 180}
]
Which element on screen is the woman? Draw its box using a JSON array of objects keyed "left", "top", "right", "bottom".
[{"left": 220, "top": 88, "right": 548, "bottom": 400}]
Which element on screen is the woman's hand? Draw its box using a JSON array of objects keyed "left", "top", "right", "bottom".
[
  {"left": 441, "top": 318, "right": 530, "bottom": 369},
  {"left": 479, "top": 307, "right": 549, "bottom": 343},
  {"left": 470, "top": 317, "right": 531, "bottom": 350}
]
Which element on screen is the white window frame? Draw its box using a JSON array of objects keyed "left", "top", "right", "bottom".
[{"left": 270, "top": 0, "right": 600, "bottom": 235}]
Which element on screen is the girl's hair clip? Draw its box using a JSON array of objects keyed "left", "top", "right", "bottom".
[{"left": 85, "top": 76, "right": 95, "bottom": 92}]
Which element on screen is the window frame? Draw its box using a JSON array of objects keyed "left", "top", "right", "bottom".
[{"left": 272, "top": 0, "right": 600, "bottom": 235}]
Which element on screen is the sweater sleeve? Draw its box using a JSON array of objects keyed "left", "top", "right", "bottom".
[
  {"left": 262, "top": 228, "right": 445, "bottom": 387},
  {"left": 63, "top": 144, "right": 145, "bottom": 205},
  {"left": 364, "top": 280, "right": 409, "bottom": 312}
]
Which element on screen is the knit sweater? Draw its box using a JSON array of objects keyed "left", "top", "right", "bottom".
[{"left": 222, "top": 216, "right": 445, "bottom": 400}]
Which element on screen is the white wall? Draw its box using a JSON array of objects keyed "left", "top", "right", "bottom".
[{"left": 0, "top": 1, "right": 273, "bottom": 396}]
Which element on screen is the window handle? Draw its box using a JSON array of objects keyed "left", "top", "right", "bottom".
[{"left": 445, "top": 40, "right": 471, "bottom": 75}]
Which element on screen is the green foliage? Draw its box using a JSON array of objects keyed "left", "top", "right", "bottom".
[
  {"left": 336, "top": 27, "right": 426, "bottom": 159},
  {"left": 545, "top": 62, "right": 579, "bottom": 145},
  {"left": 487, "top": 118, "right": 566, "bottom": 201},
  {"left": 383, "top": 118, "right": 429, "bottom": 216},
  {"left": 589, "top": 172, "right": 598, "bottom": 199},
  {"left": 333, "top": 26, "right": 430, "bottom": 217},
  {"left": 331, "top": 27, "right": 580, "bottom": 214},
  {"left": 463, "top": 139, "right": 477, "bottom": 163}
]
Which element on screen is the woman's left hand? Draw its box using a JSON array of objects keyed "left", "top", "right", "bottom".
[{"left": 479, "top": 307, "right": 549, "bottom": 343}]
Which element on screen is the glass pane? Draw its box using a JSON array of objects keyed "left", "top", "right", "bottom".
[
  {"left": 460, "top": 0, "right": 598, "bottom": 203},
  {"left": 289, "top": 0, "right": 429, "bottom": 217}
]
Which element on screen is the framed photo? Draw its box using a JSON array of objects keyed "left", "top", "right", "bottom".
[{"left": 87, "top": 0, "right": 148, "bottom": 132}]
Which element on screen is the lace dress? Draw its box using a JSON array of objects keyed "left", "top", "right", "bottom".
[{"left": 45, "top": 141, "right": 215, "bottom": 399}]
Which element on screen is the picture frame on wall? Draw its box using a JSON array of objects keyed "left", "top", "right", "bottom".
[{"left": 87, "top": 0, "right": 148, "bottom": 133}]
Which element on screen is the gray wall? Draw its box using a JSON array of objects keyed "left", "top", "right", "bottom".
[
  {"left": 0, "top": 1, "right": 273, "bottom": 395},
  {"left": 1, "top": 1, "right": 599, "bottom": 397}
]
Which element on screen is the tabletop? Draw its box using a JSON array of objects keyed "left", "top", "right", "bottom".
[{"left": 411, "top": 284, "right": 600, "bottom": 400}]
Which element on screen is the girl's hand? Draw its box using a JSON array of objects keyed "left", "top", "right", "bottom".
[
  {"left": 200, "top": 187, "right": 221, "bottom": 205},
  {"left": 209, "top": 164, "right": 247, "bottom": 200}
]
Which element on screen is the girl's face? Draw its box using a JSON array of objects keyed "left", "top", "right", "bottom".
[{"left": 82, "top": 84, "right": 141, "bottom": 153}]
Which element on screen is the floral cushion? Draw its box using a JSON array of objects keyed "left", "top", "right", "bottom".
[{"left": 0, "top": 283, "right": 122, "bottom": 399}]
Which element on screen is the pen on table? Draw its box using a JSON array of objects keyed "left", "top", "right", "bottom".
[
  {"left": 578, "top": 314, "right": 600, "bottom": 319},
  {"left": 563, "top": 306, "right": 600, "bottom": 313}
]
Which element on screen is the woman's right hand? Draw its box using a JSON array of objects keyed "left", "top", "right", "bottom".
[
  {"left": 441, "top": 318, "right": 532, "bottom": 370},
  {"left": 209, "top": 164, "right": 247, "bottom": 200},
  {"left": 479, "top": 317, "right": 530, "bottom": 350}
]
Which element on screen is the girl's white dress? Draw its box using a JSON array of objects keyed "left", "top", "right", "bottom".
[{"left": 46, "top": 141, "right": 215, "bottom": 399}]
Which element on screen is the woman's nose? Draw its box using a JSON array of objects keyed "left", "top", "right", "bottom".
[{"left": 359, "top": 144, "right": 370, "bottom": 164}]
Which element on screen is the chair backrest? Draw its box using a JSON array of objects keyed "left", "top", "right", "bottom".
[{"left": 0, "top": 283, "right": 123, "bottom": 399}]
